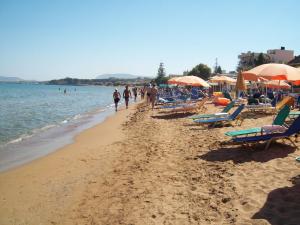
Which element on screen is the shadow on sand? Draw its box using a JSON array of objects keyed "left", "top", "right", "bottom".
[
  {"left": 252, "top": 175, "right": 300, "bottom": 225},
  {"left": 197, "top": 143, "right": 296, "bottom": 164},
  {"left": 151, "top": 112, "right": 195, "bottom": 120}
]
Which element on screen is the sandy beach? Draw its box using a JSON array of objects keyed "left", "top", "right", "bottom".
[{"left": 1, "top": 101, "right": 300, "bottom": 225}]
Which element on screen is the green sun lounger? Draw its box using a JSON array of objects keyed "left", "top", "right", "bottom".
[
  {"left": 227, "top": 115, "right": 300, "bottom": 150},
  {"left": 225, "top": 105, "right": 290, "bottom": 137},
  {"left": 189, "top": 101, "right": 234, "bottom": 119}
]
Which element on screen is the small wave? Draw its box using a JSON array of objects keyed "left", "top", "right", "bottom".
[
  {"left": 73, "top": 114, "right": 82, "bottom": 120},
  {"left": 7, "top": 137, "right": 23, "bottom": 144},
  {"left": 7, "top": 133, "right": 34, "bottom": 145},
  {"left": 40, "top": 124, "right": 57, "bottom": 131},
  {"left": 61, "top": 120, "right": 68, "bottom": 124},
  {"left": 6, "top": 124, "right": 58, "bottom": 145}
]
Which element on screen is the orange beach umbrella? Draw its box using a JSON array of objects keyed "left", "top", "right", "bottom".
[
  {"left": 210, "top": 75, "right": 236, "bottom": 84},
  {"left": 242, "top": 63, "right": 300, "bottom": 81},
  {"left": 168, "top": 76, "right": 210, "bottom": 87},
  {"left": 261, "top": 80, "right": 291, "bottom": 89}
]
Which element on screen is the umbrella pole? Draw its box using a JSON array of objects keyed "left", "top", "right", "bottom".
[{"left": 265, "top": 84, "right": 267, "bottom": 104}]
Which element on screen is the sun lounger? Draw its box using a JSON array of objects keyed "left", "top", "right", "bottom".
[
  {"left": 227, "top": 114, "right": 300, "bottom": 150},
  {"left": 245, "top": 103, "right": 273, "bottom": 113},
  {"left": 225, "top": 105, "right": 290, "bottom": 137},
  {"left": 193, "top": 104, "right": 245, "bottom": 127},
  {"left": 245, "top": 96, "right": 294, "bottom": 113},
  {"left": 289, "top": 111, "right": 300, "bottom": 118},
  {"left": 276, "top": 96, "right": 294, "bottom": 111},
  {"left": 189, "top": 101, "right": 235, "bottom": 119},
  {"left": 168, "top": 98, "right": 207, "bottom": 113}
]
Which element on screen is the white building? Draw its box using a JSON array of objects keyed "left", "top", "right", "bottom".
[{"left": 267, "top": 47, "right": 294, "bottom": 63}]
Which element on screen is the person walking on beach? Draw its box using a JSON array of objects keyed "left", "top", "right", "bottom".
[
  {"left": 140, "top": 86, "right": 145, "bottom": 99},
  {"left": 150, "top": 84, "right": 158, "bottom": 110},
  {"left": 132, "top": 86, "right": 138, "bottom": 102},
  {"left": 113, "top": 88, "right": 121, "bottom": 112},
  {"left": 146, "top": 84, "right": 151, "bottom": 104},
  {"left": 123, "top": 85, "right": 132, "bottom": 109}
]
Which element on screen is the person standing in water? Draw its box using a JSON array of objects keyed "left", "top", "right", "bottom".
[
  {"left": 150, "top": 84, "right": 158, "bottom": 110},
  {"left": 123, "top": 85, "right": 132, "bottom": 109},
  {"left": 113, "top": 88, "right": 121, "bottom": 112}
]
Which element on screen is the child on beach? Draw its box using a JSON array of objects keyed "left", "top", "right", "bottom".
[
  {"left": 123, "top": 85, "right": 132, "bottom": 109},
  {"left": 113, "top": 88, "right": 121, "bottom": 112}
]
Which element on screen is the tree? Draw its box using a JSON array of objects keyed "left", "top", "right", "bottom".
[
  {"left": 237, "top": 52, "right": 271, "bottom": 72},
  {"left": 214, "top": 65, "right": 222, "bottom": 74},
  {"left": 155, "top": 62, "right": 168, "bottom": 84},
  {"left": 188, "top": 63, "right": 211, "bottom": 80},
  {"left": 254, "top": 53, "right": 271, "bottom": 66}
]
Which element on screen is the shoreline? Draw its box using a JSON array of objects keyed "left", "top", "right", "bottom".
[{"left": 0, "top": 99, "right": 130, "bottom": 172}]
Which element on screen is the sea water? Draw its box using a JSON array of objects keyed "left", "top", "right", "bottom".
[{"left": 0, "top": 83, "right": 124, "bottom": 171}]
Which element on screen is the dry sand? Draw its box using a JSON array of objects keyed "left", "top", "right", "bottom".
[{"left": 0, "top": 101, "right": 300, "bottom": 225}]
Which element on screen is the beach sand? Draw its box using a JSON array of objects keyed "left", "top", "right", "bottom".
[{"left": 0, "top": 101, "right": 300, "bottom": 225}]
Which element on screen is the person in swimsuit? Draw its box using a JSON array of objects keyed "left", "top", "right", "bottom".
[
  {"left": 150, "top": 84, "right": 158, "bottom": 110},
  {"left": 113, "top": 88, "right": 121, "bottom": 112},
  {"left": 146, "top": 84, "right": 151, "bottom": 104},
  {"left": 123, "top": 85, "right": 132, "bottom": 109},
  {"left": 140, "top": 86, "right": 145, "bottom": 99},
  {"left": 132, "top": 86, "right": 138, "bottom": 102}
]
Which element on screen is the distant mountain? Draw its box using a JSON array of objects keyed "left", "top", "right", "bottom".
[
  {"left": 96, "top": 73, "right": 144, "bottom": 79},
  {"left": 0, "top": 76, "right": 24, "bottom": 82}
]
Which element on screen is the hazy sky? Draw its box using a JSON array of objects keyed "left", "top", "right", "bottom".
[{"left": 0, "top": 0, "right": 299, "bottom": 81}]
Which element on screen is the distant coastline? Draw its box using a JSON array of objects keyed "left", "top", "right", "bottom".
[
  {"left": 0, "top": 75, "right": 153, "bottom": 86},
  {"left": 45, "top": 77, "right": 153, "bottom": 86}
]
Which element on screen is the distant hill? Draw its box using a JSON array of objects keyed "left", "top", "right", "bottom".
[
  {"left": 0, "top": 76, "right": 24, "bottom": 82},
  {"left": 96, "top": 73, "right": 144, "bottom": 79}
]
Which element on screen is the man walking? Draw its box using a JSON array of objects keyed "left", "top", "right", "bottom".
[{"left": 123, "top": 85, "right": 132, "bottom": 109}]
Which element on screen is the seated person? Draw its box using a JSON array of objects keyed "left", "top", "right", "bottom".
[
  {"left": 267, "top": 90, "right": 274, "bottom": 100},
  {"left": 248, "top": 97, "right": 259, "bottom": 105},
  {"left": 253, "top": 90, "right": 262, "bottom": 99}
]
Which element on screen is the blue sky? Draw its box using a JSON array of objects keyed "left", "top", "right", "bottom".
[{"left": 0, "top": 0, "right": 299, "bottom": 81}]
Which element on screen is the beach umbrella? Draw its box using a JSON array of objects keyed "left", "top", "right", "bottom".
[
  {"left": 210, "top": 75, "right": 236, "bottom": 92},
  {"left": 168, "top": 76, "right": 210, "bottom": 87},
  {"left": 235, "top": 73, "right": 246, "bottom": 91},
  {"left": 262, "top": 80, "right": 291, "bottom": 89},
  {"left": 210, "top": 75, "right": 236, "bottom": 84},
  {"left": 242, "top": 63, "right": 300, "bottom": 82}
]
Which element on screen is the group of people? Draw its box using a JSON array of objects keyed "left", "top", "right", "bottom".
[{"left": 113, "top": 84, "right": 158, "bottom": 112}]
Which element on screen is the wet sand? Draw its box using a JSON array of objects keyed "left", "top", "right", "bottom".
[{"left": 0, "top": 101, "right": 300, "bottom": 225}]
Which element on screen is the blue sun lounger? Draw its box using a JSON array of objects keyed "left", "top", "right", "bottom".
[
  {"left": 193, "top": 104, "right": 245, "bottom": 127},
  {"left": 189, "top": 101, "right": 235, "bottom": 119},
  {"left": 230, "top": 115, "right": 300, "bottom": 150}
]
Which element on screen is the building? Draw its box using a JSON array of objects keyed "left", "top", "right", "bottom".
[
  {"left": 267, "top": 47, "right": 294, "bottom": 63},
  {"left": 238, "top": 47, "right": 295, "bottom": 71},
  {"left": 288, "top": 55, "right": 300, "bottom": 68}
]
